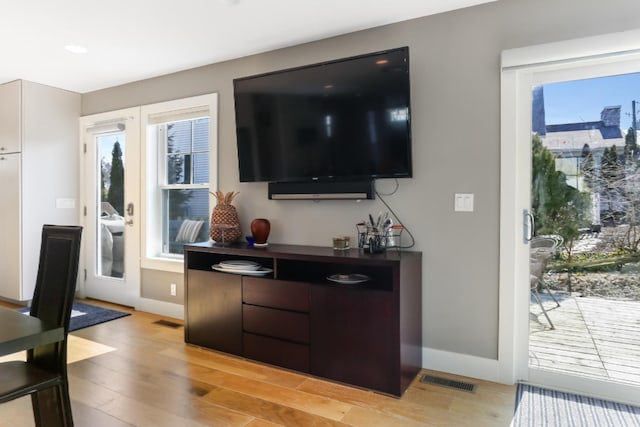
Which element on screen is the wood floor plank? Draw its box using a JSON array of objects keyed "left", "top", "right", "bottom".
[
  {"left": 297, "top": 376, "right": 449, "bottom": 425},
  {"left": 72, "top": 398, "right": 135, "bottom": 427},
  {"left": 341, "top": 405, "right": 432, "bottom": 427},
  {"left": 70, "top": 353, "right": 257, "bottom": 426},
  {"left": 160, "top": 346, "right": 308, "bottom": 390},
  {"left": 203, "top": 386, "right": 351, "bottom": 427},
  {"left": 96, "top": 393, "right": 212, "bottom": 427},
  {"left": 196, "top": 368, "right": 352, "bottom": 421},
  {"left": 72, "top": 371, "right": 252, "bottom": 427},
  {"left": 244, "top": 419, "right": 284, "bottom": 427},
  {"left": 0, "top": 397, "right": 34, "bottom": 427}
]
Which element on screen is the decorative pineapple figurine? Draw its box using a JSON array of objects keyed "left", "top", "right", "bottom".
[{"left": 209, "top": 191, "right": 242, "bottom": 243}]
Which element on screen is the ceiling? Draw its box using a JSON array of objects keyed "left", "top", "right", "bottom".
[{"left": 0, "top": 0, "right": 494, "bottom": 93}]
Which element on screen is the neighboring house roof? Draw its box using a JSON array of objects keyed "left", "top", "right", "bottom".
[
  {"left": 542, "top": 128, "right": 624, "bottom": 154},
  {"left": 545, "top": 121, "right": 622, "bottom": 139}
]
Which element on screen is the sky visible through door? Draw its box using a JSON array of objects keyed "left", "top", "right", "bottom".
[{"left": 543, "top": 72, "right": 640, "bottom": 130}]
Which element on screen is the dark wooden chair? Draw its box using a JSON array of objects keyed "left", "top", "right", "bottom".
[{"left": 0, "top": 225, "right": 82, "bottom": 427}]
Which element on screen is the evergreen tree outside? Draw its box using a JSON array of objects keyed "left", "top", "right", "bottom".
[
  {"left": 600, "top": 145, "right": 625, "bottom": 223},
  {"left": 581, "top": 143, "right": 596, "bottom": 191},
  {"left": 100, "top": 158, "right": 110, "bottom": 202},
  {"left": 532, "top": 134, "right": 590, "bottom": 260},
  {"left": 107, "top": 141, "right": 125, "bottom": 215},
  {"left": 601, "top": 145, "right": 623, "bottom": 188},
  {"left": 622, "top": 127, "right": 640, "bottom": 250},
  {"left": 624, "top": 126, "right": 638, "bottom": 163}
]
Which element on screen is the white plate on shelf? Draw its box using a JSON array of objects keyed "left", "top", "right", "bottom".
[
  {"left": 326, "top": 274, "right": 370, "bottom": 284},
  {"left": 219, "top": 260, "right": 261, "bottom": 271},
  {"left": 212, "top": 264, "right": 273, "bottom": 276}
]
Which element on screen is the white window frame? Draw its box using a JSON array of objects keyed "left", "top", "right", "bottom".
[{"left": 141, "top": 93, "right": 218, "bottom": 273}]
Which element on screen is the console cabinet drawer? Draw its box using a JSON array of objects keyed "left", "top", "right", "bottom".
[
  {"left": 242, "top": 277, "right": 309, "bottom": 312},
  {"left": 243, "top": 304, "right": 309, "bottom": 343},
  {"left": 244, "top": 333, "right": 309, "bottom": 373}
]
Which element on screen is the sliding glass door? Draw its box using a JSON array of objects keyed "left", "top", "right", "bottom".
[{"left": 501, "top": 38, "right": 640, "bottom": 405}]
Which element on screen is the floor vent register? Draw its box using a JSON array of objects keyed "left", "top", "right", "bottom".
[
  {"left": 153, "top": 319, "right": 183, "bottom": 329},
  {"left": 420, "top": 374, "right": 477, "bottom": 393}
]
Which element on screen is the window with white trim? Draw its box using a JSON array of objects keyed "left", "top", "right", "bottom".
[
  {"left": 159, "top": 118, "right": 210, "bottom": 254},
  {"left": 142, "top": 94, "right": 217, "bottom": 265}
]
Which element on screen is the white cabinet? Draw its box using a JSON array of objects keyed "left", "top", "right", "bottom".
[
  {"left": 0, "top": 81, "right": 21, "bottom": 154},
  {"left": 0, "top": 80, "right": 80, "bottom": 301},
  {"left": 0, "top": 153, "right": 21, "bottom": 296}
]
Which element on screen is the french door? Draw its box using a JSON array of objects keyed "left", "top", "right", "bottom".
[
  {"left": 79, "top": 108, "right": 140, "bottom": 307},
  {"left": 501, "top": 37, "right": 640, "bottom": 404}
]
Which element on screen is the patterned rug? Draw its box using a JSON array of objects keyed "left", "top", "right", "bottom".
[
  {"left": 512, "top": 384, "right": 640, "bottom": 426},
  {"left": 20, "top": 301, "right": 130, "bottom": 331}
]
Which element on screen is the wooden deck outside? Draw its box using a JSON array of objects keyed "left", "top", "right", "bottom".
[{"left": 530, "top": 293, "right": 640, "bottom": 386}]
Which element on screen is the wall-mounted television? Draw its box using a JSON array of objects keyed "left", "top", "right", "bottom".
[{"left": 233, "top": 47, "right": 412, "bottom": 187}]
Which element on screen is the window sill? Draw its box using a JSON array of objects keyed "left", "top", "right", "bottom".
[{"left": 141, "top": 256, "right": 184, "bottom": 274}]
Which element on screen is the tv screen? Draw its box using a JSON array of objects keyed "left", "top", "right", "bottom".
[{"left": 233, "top": 47, "right": 412, "bottom": 183}]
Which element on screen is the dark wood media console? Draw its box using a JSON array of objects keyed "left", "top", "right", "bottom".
[{"left": 184, "top": 242, "right": 422, "bottom": 396}]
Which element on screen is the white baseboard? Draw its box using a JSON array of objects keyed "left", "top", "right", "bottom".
[
  {"left": 423, "top": 347, "right": 509, "bottom": 384},
  {"left": 136, "top": 297, "right": 184, "bottom": 320}
]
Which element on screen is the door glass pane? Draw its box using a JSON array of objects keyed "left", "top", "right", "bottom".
[
  {"left": 97, "top": 133, "right": 126, "bottom": 278},
  {"left": 529, "top": 74, "right": 640, "bottom": 387}
]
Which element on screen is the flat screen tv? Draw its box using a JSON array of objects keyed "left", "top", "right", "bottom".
[{"left": 233, "top": 47, "right": 412, "bottom": 183}]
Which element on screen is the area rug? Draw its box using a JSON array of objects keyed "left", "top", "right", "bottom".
[
  {"left": 512, "top": 384, "right": 640, "bottom": 426},
  {"left": 19, "top": 301, "right": 130, "bottom": 332}
]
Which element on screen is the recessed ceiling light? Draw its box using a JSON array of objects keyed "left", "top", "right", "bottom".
[{"left": 65, "top": 45, "right": 88, "bottom": 54}]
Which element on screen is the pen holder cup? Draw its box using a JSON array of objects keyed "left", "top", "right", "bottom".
[{"left": 357, "top": 227, "right": 386, "bottom": 254}]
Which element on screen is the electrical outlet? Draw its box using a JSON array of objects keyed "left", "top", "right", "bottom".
[{"left": 170, "top": 283, "right": 177, "bottom": 296}]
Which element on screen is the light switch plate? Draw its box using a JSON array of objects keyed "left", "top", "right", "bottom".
[
  {"left": 56, "top": 198, "right": 76, "bottom": 209},
  {"left": 454, "top": 193, "right": 474, "bottom": 212}
]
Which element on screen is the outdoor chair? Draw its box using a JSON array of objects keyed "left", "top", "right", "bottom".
[
  {"left": 0, "top": 225, "right": 83, "bottom": 426},
  {"left": 530, "top": 235, "right": 562, "bottom": 255},
  {"left": 530, "top": 235, "right": 562, "bottom": 329}
]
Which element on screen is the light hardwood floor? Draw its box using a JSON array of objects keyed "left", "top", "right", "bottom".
[{"left": 0, "top": 299, "right": 516, "bottom": 426}]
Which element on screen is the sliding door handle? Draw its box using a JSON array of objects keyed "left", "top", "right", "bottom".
[{"left": 523, "top": 209, "right": 534, "bottom": 243}]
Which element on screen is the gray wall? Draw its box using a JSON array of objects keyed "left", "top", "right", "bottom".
[{"left": 82, "top": 0, "right": 640, "bottom": 360}]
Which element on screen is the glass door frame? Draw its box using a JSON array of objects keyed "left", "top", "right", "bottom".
[
  {"left": 499, "top": 30, "right": 640, "bottom": 405},
  {"left": 78, "top": 107, "right": 141, "bottom": 308}
]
